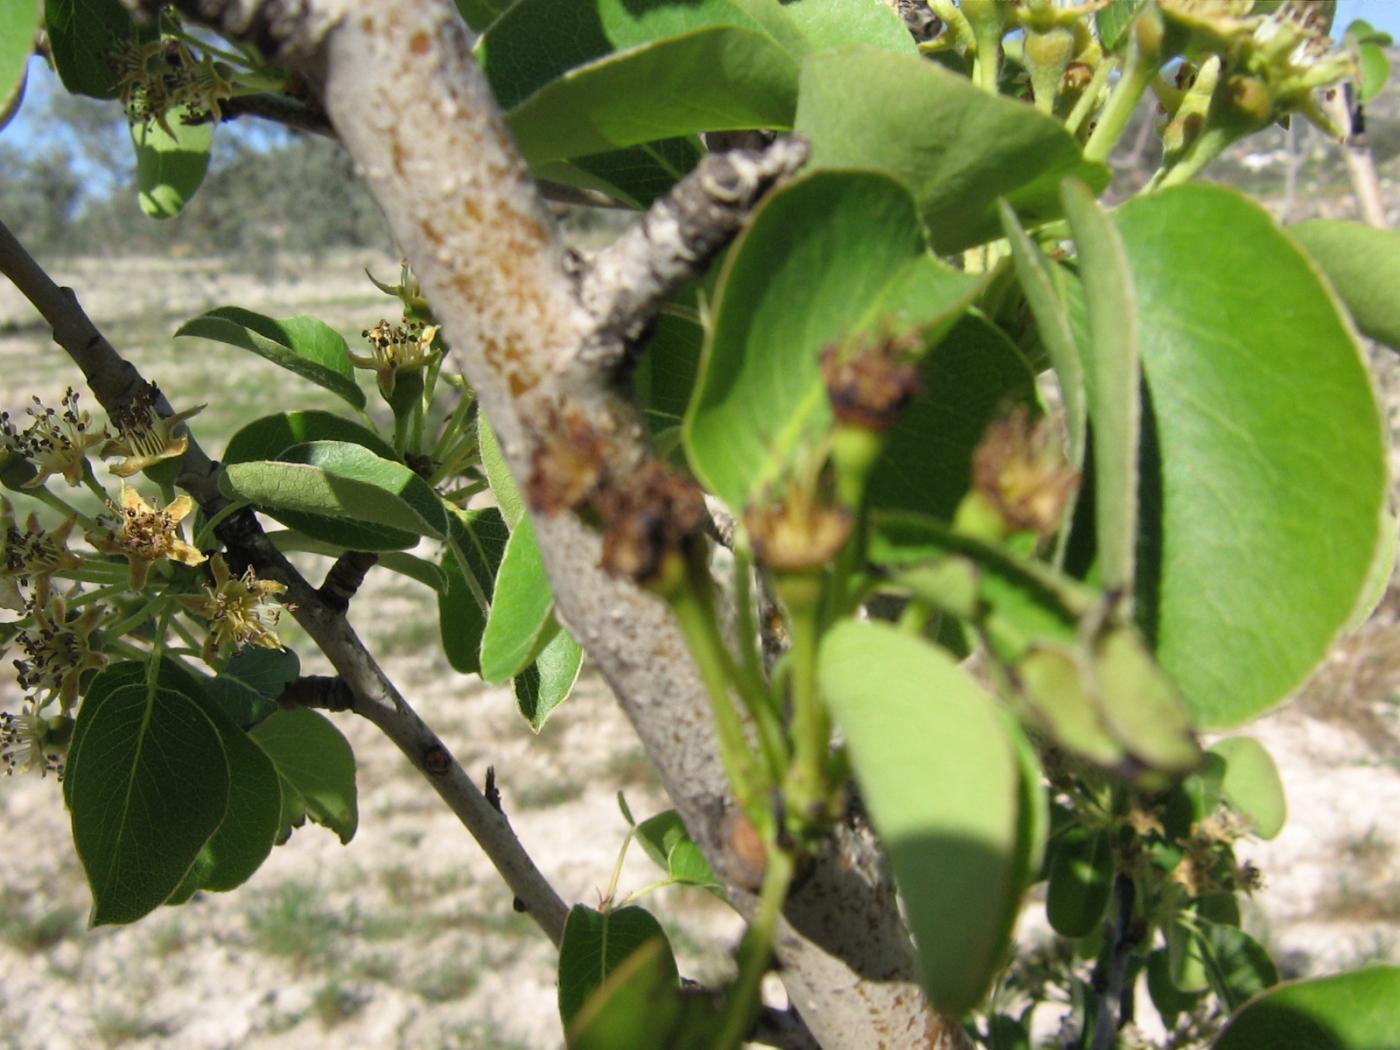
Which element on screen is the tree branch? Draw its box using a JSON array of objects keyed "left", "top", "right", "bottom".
[
  {"left": 120, "top": 4, "right": 964, "bottom": 1045},
  {"left": 0, "top": 215, "right": 570, "bottom": 947}
]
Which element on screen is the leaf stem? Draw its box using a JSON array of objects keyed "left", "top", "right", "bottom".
[
  {"left": 1084, "top": 47, "right": 1158, "bottom": 164},
  {"left": 714, "top": 845, "right": 795, "bottom": 1050}
]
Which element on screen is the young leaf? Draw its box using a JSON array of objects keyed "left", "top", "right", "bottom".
[
  {"left": 818, "top": 619, "right": 1023, "bottom": 1015},
  {"left": 250, "top": 708, "right": 358, "bottom": 844},
  {"left": 1, "top": 0, "right": 38, "bottom": 124},
  {"left": 1116, "top": 186, "right": 1387, "bottom": 727},
  {"left": 477, "top": 0, "right": 801, "bottom": 165},
  {"left": 67, "top": 676, "right": 229, "bottom": 925},
  {"left": 633, "top": 310, "right": 704, "bottom": 439},
  {"left": 557, "top": 904, "right": 679, "bottom": 1029},
  {"left": 1096, "top": 0, "right": 1147, "bottom": 50},
  {"left": 1061, "top": 178, "right": 1140, "bottom": 603},
  {"left": 1209, "top": 736, "right": 1286, "bottom": 840},
  {"left": 1200, "top": 923, "right": 1279, "bottom": 1012},
  {"left": 479, "top": 514, "right": 556, "bottom": 684},
  {"left": 514, "top": 628, "right": 584, "bottom": 732},
  {"left": 795, "top": 48, "right": 1111, "bottom": 252},
  {"left": 566, "top": 939, "right": 715, "bottom": 1050},
  {"left": 536, "top": 136, "right": 702, "bottom": 211},
  {"left": 205, "top": 646, "right": 301, "bottom": 730},
  {"left": 1215, "top": 966, "right": 1400, "bottom": 1050},
  {"left": 132, "top": 105, "right": 212, "bottom": 219},
  {"left": 439, "top": 507, "right": 509, "bottom": 676},
  {"left": 685, "top": 170, "right": 982, "bottom": 513},
  {"left": 44, "top": 0, "right": 137, "bottom": 99},
  {"left": 176, "top": 308, "right": 366, "bottom": 410},
  {"left": 1000, "top": 201, "right": 1086, "bottom": 467},
  {"left": 477, "top": 413, "right": 524, "bottom": 527},
  {"left": 1045, "top": 826, "right": 1114, "bottom": 938},
  {"left": 633, "top": 810, "right": 721, "bottom": 888},
  {"left": 220, "top": 440, "right": 447, "bottom": 542},
  {"left": 780, "top": 0, "right": 915, "bottom": 54},
  {"left": 1290, "top": 220, "right": 1400, "bottom": 353}
]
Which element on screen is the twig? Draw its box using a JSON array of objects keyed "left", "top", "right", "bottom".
[
  {"left": 1323, "top": 84, "right": 1389, "bottom": 230},
  {"left": 318, "top": 549, "right": 379, "bottom": 612},
  {"left": 1090, "top": 874, "right": 1139, "bottom": 1050},
  {"left": 575, "top": 138, "right": 809, "bottom": 370},
  {"left": 0, "top": 215, "right": 570, "bottom": 947}
]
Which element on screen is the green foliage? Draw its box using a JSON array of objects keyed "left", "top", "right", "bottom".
[
  {"left": 1215, "top": 966, "right": 1400, "bottom": 1050},
  {"left": 131, "top": 104, "right": 211, "bottom": 218},
  {"left": 557, "top": 904, "right": 678, "bottom": 1029}
]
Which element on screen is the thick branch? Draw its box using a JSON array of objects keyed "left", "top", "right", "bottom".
[
  {"left": 123, "top": 3, "right": 965, "bottom": 1046},
  {"left": 0, "top": 216, "right": 569, "bottom": 947}
]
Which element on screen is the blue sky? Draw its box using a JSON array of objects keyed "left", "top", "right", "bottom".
[{"left": 1338, "top": 0, "right": 1400, "bottom": 39}]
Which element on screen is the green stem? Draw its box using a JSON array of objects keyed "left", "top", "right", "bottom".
[
  {"left": 29, "top": 485, "right": 100, "bottom": 531},
  {"left": 105, "top": 594, "right": 172, "bottom": 641},
  {"left": 1084, "top": 47, "right": 1158, "bottom": 164},
  {"left": 1148, "top": 121, "right": 1253, "bottom": 190},
  {"left": 195, "top": 499, "right": 250, "bottom": 549},
  {"left": 781, "top": 573, "right": 829, "bottom": 832},
  {"left": 1065, "top": 55, "right": 1118, "bottom": 138},
  {"left": 671, "top": 557, "right": 770, "bottom": 818},
  {"left": 713, "top": 847, "right": 795, "bottom": 1050}
]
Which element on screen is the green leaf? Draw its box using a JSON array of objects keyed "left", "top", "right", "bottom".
[
  {"left": 221, "top": 440, "right": 447, "bottom": 543},
  {"left": 206, "top": 646, "right": 300, "bottom": 730},
  {"left": 1115, "top": 186, "right": 1387, "bottom": 727},
  {"left": 514, "top": 628, "right": 584, "bottom": 732},
  {"left": 1096, "top": 0, "right": 1146, "bottom": 50},
  {"left": 479, "top": 513, "right": 556, "bottom": 684},
  {"left": 1046, "top": 826, "right": 1114, "bottom": 938},
  {"left": 818, "top": 619, "right": 1023, "bottom": 1015},
  {"left": 176, "top": 308, "right": 366, "bottom": 410},
  {"left": 633, "top": 810, "right": 721, "bottom": 888},
  {"left": 1200, "top": 923, "right": 1279, "bottom": 1013},
  {"left": 224, "top": 412, "right": 408, "bottom": 552},
  {"left": 779, "top": 0, "right": 916, "bottom": 54},
  {"left": 1062, "top": 179, "right": 1139, "bottom": 599},
  {"left": 1147, "top": 947, "right": 1203, "bottom": 1028},
  {"left": 567, "top": 939, "right": 715, "bottom": 1050},
  {"left": 1215, "top": 966, "right": 1400, "bottom": 1050},
  {"left": 131, "top": 105, "right": 212, "bottom": 218},
  {"left": 224, "top": 410, "right": 395, "bottom": 464},
  {"left": 66, "top": 670, "right": 229, "bottom": 925},
  {"left": 1089, "top": 624, "right": 1199, "bottom": 775},
  {"left": 794, "top": 48, "right": 1111, "bottom": 253},
  {"left": 44, "top": 0, "right": 135, "bottom": 99},
  {"left": 1, "top": 0, "right": 38, "bottom": 126},
  {"left": 479, "top": 0, "right": 800, "bottom": 165},
  {"left": 558, "top": 904, "right": 678, "bottom": 1029},
  {"left": 439, "top": 507, "right": 509, "bottom": 675},
  {"left": 168, "top": 681, "right": 282, "bottom": 898},
  {"left": 454, "top": 0, "right": 504, "bottom": 31},
  {"left": 685, "top": 170, "right": 982, "bottom": 513},
  {"left": 1209, "top": 736, "right": 1286, "bottom": 840},
  {"left": 868, "top": 315, "right": 1038, "bottom": 521},
  {"left": 478, "top": 413, "right": 524, "bottom": 528},
  {"left": 634, "top": 310, "right": 704, "bottom": 439},
  {"left": 1000, "top": 201, "right": 1086, "bottom": 466},
  {"left": 537, "top": 136, "right": 703, "bottom": 209},
  {"left": 250, "top": 708, "right": 357, "bottom": 844},
  {"left": 1355, "top": 41, "right": 1390, "bottom": 104},
  {"left": 1290, "top": 220, "right": 1400, "bottom": 353}
]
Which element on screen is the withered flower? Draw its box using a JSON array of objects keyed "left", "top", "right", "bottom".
[
  {"left": 526, "top": 409, "right": 609, "bottom": 516},
  {"left": 100, "top": 384, "right": 204, "bottom": 477},
  {"left": 595, "top": 461, "right": 708, "bottom": 589},
  {"left": 14, "top": 578, "right": 107, "bottom": 711},
  {"left": 88, "top": 486, "right": 206, "bottom": 591},
  {"left": 0, "top": 389, "right": 106, "bottom": 488},
  {"left": 1, "top": 498, "right": 81, "bottom": 611},
  {"left": 821, "top": 330, "right": 923, "bottom": 433},
  {"left": 180, "top": 554, "right": 290, "bottom": 661},
  {"left": 745, "top": 451, "right": 853, "bottom": 573},
  {"left": 970, "top": 406, "right": 1079, "bottom": 540}
]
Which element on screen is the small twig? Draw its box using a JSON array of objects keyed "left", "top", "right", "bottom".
[
  {"left": 317, "top": 549, "right": 380, "bottom": 612},
  {"left": 575, "top": 137, "right": 810, "bottom": 370},
  {"left": 1090, "top": 874, "right": 1139, "bottom": 1050},
  {"left": 277, "top": 674, "right": 356, "bottom": 711},
  {"left": 1323, "top": 84, "right": 1389, "bottom": 229}
]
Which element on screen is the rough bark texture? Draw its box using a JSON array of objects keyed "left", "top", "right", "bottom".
[{"left": 124, "top": 2, "right": 969, "bottom": 1045}]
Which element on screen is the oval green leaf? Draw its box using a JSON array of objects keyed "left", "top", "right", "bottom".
[
  {"left": 514, "top": 627, "right": 584, "bottom": 732},
  {"left": 1215, "top": 966, "right": 1400, "bottom": 1050},
  {"left": 132, "top": 105, "right": 212, "bottom": 218},
  {"left": 479, "top": 513, "right": 556, "bottom": 684},
  {"left": 1209, "top": 736, "right": 1286, "bottom": 840},
  {"left": 685, "top": 170, "right": 983, "bottom": 513},
  {"left": 220, "top": 440, "right": 446, "bottom": 543},
  {"left": 44, "top": 0, "right": 136, "bottom": 99},
  {"left": 818, "top": 619, "right": 1023, "bottom": 1015},
  {"left": 1, "top": 0, "right": 37, "bottom": 124},
  {"left": 176, "top": 308, "right": 365, "bottom": 410},
  {"left": 439, "top": 507, "right": 509, "bottom": 676},
  {"left": 558, "top": 904, "right": 679, "bottom": 1029},
  {"left": 1115, "top": 186, "right": 1387, "bottom": 727},
  {"left": 794, "top": 47, "right": 1111, "bottom": 253},
  {"left": 250, "top": 707, "right": 358, "bottom": 844},
  {"left": 1290, "top": 220, "right": 1400, "bottom": 353},
  {"left": 67, "top": 676, "right": 229, "bottom": 925}
]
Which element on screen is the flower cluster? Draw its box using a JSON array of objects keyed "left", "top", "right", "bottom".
[
  {"left": 0, "top": 705, "right": 68, "bottom": 780},
  {"left": 1, "top": 498, "right": 80, "bottom": 611},
  {"left": 12, "top": 578, "right": 107, "bottom": 712},
  {"left": 88, "top": 486, "right": 206, "bottom": 591},
  {"left": 107, "top": 34, "right": 235, "bottom": 132},
  {"left": 100, "top": 383, "right": 204, "bottom": 478},
  {"left": 0, "top": 389, "right": 105, "bottom": 488}
]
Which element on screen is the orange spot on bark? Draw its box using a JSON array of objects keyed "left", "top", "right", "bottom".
[{"left": 410, "top": 31, "right": 430, "bottom": 54}]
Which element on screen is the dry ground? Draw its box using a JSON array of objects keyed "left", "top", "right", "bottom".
[{"left": 0, "top": 248, "right": 1397, "bottom": 1050}]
